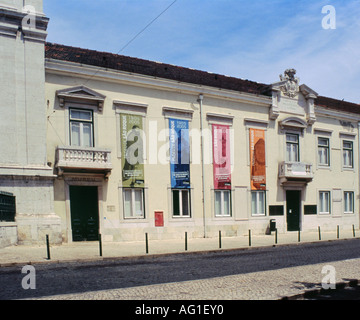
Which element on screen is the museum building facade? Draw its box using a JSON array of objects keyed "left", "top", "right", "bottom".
[{"left": 1, "top": 0, "right": 359, "bottom": 245}]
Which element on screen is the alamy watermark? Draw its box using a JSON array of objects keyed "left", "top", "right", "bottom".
[
  {"left": 123, "top": 124, "right": 235, "bottom": 169},
  {"left": 19, "top": 262, "right": 337, "bottom": 292},
  {"left": 321, "top": 265, "right": 336, "bottom": 290},
  {"left": 21, "top": 265, "right": 36, "bottom": 290},
  {"left": 20, "top": 5, "right": 337, "bottom": 31},
  {"left": 322, "top": 5, "right": 336, "bottom": 30},
  {"left": 21, "top": 5, "right": 36, "bottom": 30}
]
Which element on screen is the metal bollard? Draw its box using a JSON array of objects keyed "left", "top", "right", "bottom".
[
  {"left": 46, "top": 234, "right": 51, "bottom": 260},
  {"left": 337, "top": 225, "right": 339, "bottom": 239},
  {"left": 98, "top": 234, "right": 102, "bottom": 257},
  {"left": 145, "top": 233, "right": 149, "bottom": 254},
  {"left": 248, "top": 230, "right": 252, "bottom": 247},
  {"left": 318, "top": 226, "right": 322, "bottom": 241},
  {"left": 298, "top": 230, "right": 301, "bottom": 243},
  {"left": 353, "top": 225, "right": 356, "bottom": 238},
  {"left": 219, "top": 231, "right": 222, "bottom": 249},
  {"left": 185, "top": 232, "right": 188, "bottom": 251},
  {"left": 275, "top": 228, "right": 278, "bottom": 245}
]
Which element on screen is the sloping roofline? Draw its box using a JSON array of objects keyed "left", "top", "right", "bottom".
[
  {"left": 45, "top": 42, "right": 360, "bottom": 115},
  {"left": 45, "top": 42, "right": 271, "bottom": 96}
]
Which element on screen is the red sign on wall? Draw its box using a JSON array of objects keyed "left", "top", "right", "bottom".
[{"left": 155, "top": 211, "right": 164, "bottom": 227}]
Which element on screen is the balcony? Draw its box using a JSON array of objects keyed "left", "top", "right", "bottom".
[
  {"left": 279, "top": 161, "right": 313, "bottom": 186},
  {"left": 56, "top": 146, "right": 112, "bottom": 178}
]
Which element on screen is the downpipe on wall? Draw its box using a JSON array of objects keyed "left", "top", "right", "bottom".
[{"left": 198, "top": 94, "right": 206, "bottom": 238}]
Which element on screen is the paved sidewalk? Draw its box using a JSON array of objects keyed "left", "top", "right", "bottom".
[{"left": 0, "top": 228, "right": 358, "bottom": 267}]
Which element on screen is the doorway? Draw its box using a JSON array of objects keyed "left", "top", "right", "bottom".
[
  {"left": 286, "top": 190, "right": 301, "bottom": 231},
  {"left": 70, "top": 186, "right": 99, "bottom": 241}
]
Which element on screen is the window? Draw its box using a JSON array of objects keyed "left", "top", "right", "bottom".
[
  {"left": 344, "top": 191, "right": 354, "bottom": 214},
  {"left": 70, "top": 109, "right": 94, "bottom": 147},
  {"left": 172, "top": 189, "right": 190, "bottom": 217},
  {"left": 343, "top": 140, "right": 353, "bottom": 168},
  {"left": 286, "top": 134, "right": 299, "bottom": 162},
  {"left": 251, "top": 191, "right": 266, "bottom": 216},
  {"left": 123, "top": 188, "right": 145, "bottom": 219},
  {"left": 318, "top": 137, "right": 330, "bottom": 166},
  {"left": 214, "top": 190, "right": 231, "bottom": 217},
  {"left": 319, "top": 191, "right": 330, "bottom": 215}
]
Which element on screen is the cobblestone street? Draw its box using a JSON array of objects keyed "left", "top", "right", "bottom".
[
  {"left": 31, "top": 258, "right": 360, "bottom": 300},
  {"left": 1, "top": 238, "right": 359, "bottom": 301}
]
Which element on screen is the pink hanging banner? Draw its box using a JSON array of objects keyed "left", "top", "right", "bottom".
[{"left": 212, "top": 124, "right": 231, "bottom": 190}]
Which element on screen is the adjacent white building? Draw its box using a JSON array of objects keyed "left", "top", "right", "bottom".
[{"left": 0, "top": 0, "right": 61, "bottom": 246}]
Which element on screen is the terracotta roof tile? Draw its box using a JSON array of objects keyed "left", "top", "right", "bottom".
[
  {"left": 315, "top": 96, "right": 360, "bottom": 115},
  {"left": 45, "top": 42, "right": 271, "bottom": 96}
]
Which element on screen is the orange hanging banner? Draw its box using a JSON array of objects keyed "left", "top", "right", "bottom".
[{"left": 250, "top": 128, "right": 266, "bottom": 190}]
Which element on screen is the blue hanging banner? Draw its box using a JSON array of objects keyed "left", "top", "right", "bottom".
[{"left": 169, "top": 118, "right": 190, "bottom": 189}]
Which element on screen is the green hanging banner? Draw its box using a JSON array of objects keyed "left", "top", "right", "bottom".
[{"left": 120, "top": 113, "right": 145, "bottom": 188}]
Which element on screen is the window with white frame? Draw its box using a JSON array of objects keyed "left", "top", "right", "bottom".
[
  {"left": 318, "top": 137, "right": 330, "bottom": 166},
  {"left": 344, "top": 191, "right": 354, "bottom": 214},
  {"left": 214, "top": 190, "right": 231, "bottom": 217},
  {"left": 343, "top": 140, "right": 353, "bottom": 168},
  {"left": 286, "top": 134, "right": 299, "bottom": 162},
  {"left": 172, "top": 189, "right": 191, "bottom": 217},
  {"left": 251, "top": 191, "right": 266, "bottom": 216},
  {"left": 69, "top": 109, "right": 94, "bottom": 147},
  {"left": 123, "top": 188, "right": 145, "bottom": 219},
  {"left": 319, "top": 191, "right": 330, "bottom": 215}
]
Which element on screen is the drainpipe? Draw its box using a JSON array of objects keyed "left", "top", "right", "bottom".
[{"left": 198, "top": 94, "right": 206, "bottom": 238}]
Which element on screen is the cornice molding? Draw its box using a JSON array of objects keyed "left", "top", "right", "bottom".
[
  {"left": 315, "top": 106, "right": 360, "bottom": 122},
  {"left": 46, "top": 60, "right": 360, "bottom": 122},
  {"left": 162, "top": 106, "right": 194, "bottom": 120},
  {"left": 206, "top": 112, "right": 234, "bottom": 125},
  {"left": 0, "top": 8, "right": 48, "bottom": 42},
  {"left": 279, "top": 117, "right": 308, "bottom": 131},
  {"left": 56, "top": 85, "right": 106, "bottom": 112},
  {"left": 114, "top": 100, "right": 148, "bottom": 116},
  {"left": 45, "top": 59, "right": 272, "bottom": 107}
]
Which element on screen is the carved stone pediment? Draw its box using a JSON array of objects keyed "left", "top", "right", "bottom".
[
  {"left": 279, "top": 68, "right": 300, "bottom": 98},
  {"left": 56, "top": 86, "right": 106, "bottom": 111},
  {"left": 279, "top": 117, "right": 308, "bottom": 130},
  {"left": 270, "top": 69, "right": 318, "bottom": 125}
]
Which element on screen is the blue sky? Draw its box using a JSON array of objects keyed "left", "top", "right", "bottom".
[{"left": 44, "top": 0, "right": 360, "bottom": 103}]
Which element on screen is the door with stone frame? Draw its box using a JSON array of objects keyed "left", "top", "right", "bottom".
[
  {"left": 70, "top": 186, "right": 99, "bottom": 241},
  {"left": 286, "top": 190, "right": 301, "bottom": 231}
]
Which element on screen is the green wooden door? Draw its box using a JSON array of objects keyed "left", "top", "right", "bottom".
[
  {"left": 286, "top": 190, "right": 301, "bottom": 231},
  {"left": 70, "top": 186, "right": 99, "bottom": 242}
]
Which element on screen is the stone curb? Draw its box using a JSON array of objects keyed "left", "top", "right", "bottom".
[{"left": 1, "top": 237, "right": 359, "bottom": 269}]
